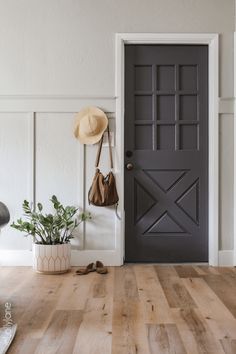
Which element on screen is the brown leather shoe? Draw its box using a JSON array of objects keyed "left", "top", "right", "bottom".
[
  {"left": 76, "top": 262, "right": 96, "bottom": 275},
  {"left": 95, "top": 261, "right": 108, "bottom": 274}
]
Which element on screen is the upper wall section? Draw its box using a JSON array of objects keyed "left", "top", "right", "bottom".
[{"left": 0, "top": 0, "right": 234, "bottom": 97}]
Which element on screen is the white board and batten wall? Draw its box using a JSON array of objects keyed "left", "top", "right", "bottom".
[{"left": 0, "top": 0, "right": 235, "bottom": 266}]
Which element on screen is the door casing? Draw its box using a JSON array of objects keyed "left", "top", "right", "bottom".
[{"left": 115, "top": 33, "right": 219, "bottom": 266}]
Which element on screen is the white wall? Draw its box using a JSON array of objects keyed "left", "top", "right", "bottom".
[
  {"left": 0, "top": 0, "right": 234, "bottom": 97},
  {"left": 0, "top": 113, "right": 31, "bottom": 250},
  {"left": 0, "top": 0, "right": 235, "bottom": 263}
]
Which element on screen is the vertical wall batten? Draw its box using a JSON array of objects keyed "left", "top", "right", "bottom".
[
  {"left": 27, "top": 112, "right": 36, "bottom": 250},
  {"left": 78, "top": 143, "right": 86, "bottom": 250}
]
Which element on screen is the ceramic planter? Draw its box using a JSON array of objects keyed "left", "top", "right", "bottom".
[{"left": 32, "top": 243, "right": 71, "bottom": 274}]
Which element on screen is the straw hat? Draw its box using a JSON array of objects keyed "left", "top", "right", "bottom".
[{"left": 74, "top": 107, "right": 108, "bottom": 145}]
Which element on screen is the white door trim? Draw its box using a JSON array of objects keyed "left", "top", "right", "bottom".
[
  {"left": 115, "top": 32, "right": 219, "bottom": 266},
  {"left": 234, "top": 32, "right": 236, "bottom": 266}
]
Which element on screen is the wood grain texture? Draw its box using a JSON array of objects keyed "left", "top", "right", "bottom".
[
  {"left": 171, "top": 308, "right": 202, "bottom": 354},
  {"left": 35, "top": 310, "right": 83, "bottom": 354},
  {"left": 220, "top": 338, "right": 236, "bottom": 354},
  {"left": 1, "top": 265, "right": 236, "bottom": 354},
  {"left": 134, "top": 265, "right": 173, "bottom": 323},
  {"left": 112, "top": 266, "right": 149, "bottom": 354},
  {"left": 73, "top": 268, "right": 114, "bottom": 354},
  {"left": 114, "top": 265, "right": 139, "bottom": 300},
  {"left": 183, "top": 277, "right": 236, "bottom": 340},
  {"left": 155, "top": 266, "right": 197, "bottom": 309},
  {"left": 178, "top": 308, "right": 225, "bottom": 354},
  {"left": 147, "top": 323, "right": 187, "bottom": 354},
  {"left": 112, "top": 299, "right": 149, "bottom": 354},
  {"left": 18, "top": 338, "right": 40, "bottom": 354},
  {"left": 175, "top": 265, "right": 201, "bottom": 278},
  {"left": 203, "top": 274, "right": 236, "bottom": 318}
]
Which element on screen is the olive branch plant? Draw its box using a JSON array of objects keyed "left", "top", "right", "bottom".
[{"left": 11, "top": 195, "right": 91, "bottom": 245}]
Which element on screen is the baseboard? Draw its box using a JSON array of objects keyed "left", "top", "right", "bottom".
[
  {"left": 218, "top": 250, "right": 234, "bottom": 266},
  {"left": 70, "top": 250, "right": 122, "bottom": 266},
  {"left": 0, "top": 250, "right": 32, "bottom": 266},
  {"left": 0, "top": 249, "right": 123, "bottom": 266},
  {"left": 0, "top": 249, "right": 234, "bottom": 267}
]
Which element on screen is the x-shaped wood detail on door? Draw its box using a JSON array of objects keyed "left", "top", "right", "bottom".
[{"left": 134, "top": 168, "right": 200, "bottom": 236}]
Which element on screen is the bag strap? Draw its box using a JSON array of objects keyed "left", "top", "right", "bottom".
[
  {"left": 95, "top": 133, "right": 103, "bottom": 168},
  {"left": 95, "top": 123, "right": 113, "bottom": 169},
  {"left": 107, "top": 124, "right": 114, "bottom": 169}
]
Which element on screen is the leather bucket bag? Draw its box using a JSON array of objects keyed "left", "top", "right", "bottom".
[{"left": 88, "top": 125, "right": 119, "bottom": 207}]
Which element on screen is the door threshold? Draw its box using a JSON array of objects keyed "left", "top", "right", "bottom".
[{"left": 124, "top": 262, "right": 209, "bottom": 266}]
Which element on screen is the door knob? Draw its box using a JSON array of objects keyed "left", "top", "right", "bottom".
[{"left": 126, "top": 163, "right": 134, "bottom": 170}]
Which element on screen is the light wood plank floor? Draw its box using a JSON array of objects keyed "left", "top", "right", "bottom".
[{"left": 1, "top": 265, "right": 236, "bottom": 354}]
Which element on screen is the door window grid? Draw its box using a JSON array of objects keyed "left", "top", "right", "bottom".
[{"left": 134, "top": 64, "right": 200, "bottom": 150}]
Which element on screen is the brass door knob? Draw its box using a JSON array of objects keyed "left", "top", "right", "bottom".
[{"left": 126, "top": 163, "right": 134, "bottom": 170}]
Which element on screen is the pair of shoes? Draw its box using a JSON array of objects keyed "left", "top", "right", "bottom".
[
  {"left": 76, "top": 261, "right": 108, "bottom": 275},
  {"left": 96, "top": 260, "right": 108, "bottom": 274},
  {"left": 76, "top": 262, "right": 96, "bottom": 275}
]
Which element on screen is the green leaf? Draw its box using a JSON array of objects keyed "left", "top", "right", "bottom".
[
  {"left": 37, "top": 203, "right": 43, "bottom": 212},
  {"left": 11, "top": 195, "right": 92, "bottom": 244}
]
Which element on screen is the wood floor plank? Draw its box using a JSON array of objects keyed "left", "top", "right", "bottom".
[
  {"left": 214, "top": 267, "right": 236, "bottom": 275},
  {"left": 183, "top": 277, "right": 236, "bottom": 340},
  {"left": 7, "top": 274, "right": 64, "bottom": 353},
  {"left": 56, "top": 270, "right": 97, "bottom": 310},
  {"left": 175, "top": 265, "right": 201, "bottom": 278},
  {"left": 198, "top": 266, "right": 221, "bottom": 275},
  {"left": 175, "top": 308, "right": 225, "bottom": 354},
  {"left": 17, "top": 338, "right": 40, "bottom": 354},
  {"left": 134, "top": 265, "right": 173, "bottom": 323},
  {"left": 147, "top": 323, "right": 187, "bottom": 354},
  {"left": 93, "top": 275, "right": 106, "bottom": 298},
  {"left": 203, "top": 274, "right": 236, "bottom": 318},
  {"left": 220, "top": 338, "right": 236, "bottom": 354},
  {"left": 34, "top": 310, "right": 83, "bottom": 354},
  {"left": 155, "top": 266, "right": 197, "bottom": 309},
  {"left": 72, "top": 268, "right": 114, "bottom": 354},
  {"left": 221, "top": 272, "right": 236, "bottom": 288},
  {"left": 155, "top": 265, "right": 179, "bottom": 278},
  {"left": 0, "top": 266, "right": 15, "bottom": 283},
  {"left": 114, "top": 265, "right": 139, "bottom": 300},
  {"left": 112, "top": 267, "right": 149, "bottom": 354},
  {"left": 1, "top": 267, "right": 33, "bottom": 299},
  {"left": 112, "top": 299, "right": 150, "bottom": 354},
  {"left": 193, "top": 266, "right": 208, "bottom": 275},
  {"left": 2, "top": 265, "right": 236, "bottom": 354},
  {"left": 171, "top": 308, "right": 203, "bottom": 354}
]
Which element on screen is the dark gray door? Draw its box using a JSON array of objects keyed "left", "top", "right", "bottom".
[{"left": 124, "top": 45, "right": 208, "bottom": 262}]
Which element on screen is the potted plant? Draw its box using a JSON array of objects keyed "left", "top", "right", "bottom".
[{"left": 11, "top": 195, "right": 91, "bottom": 274}]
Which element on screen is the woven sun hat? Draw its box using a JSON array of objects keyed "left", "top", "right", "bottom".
[{"left": 74, "top": 107, "right": 108, "bottom": 145}]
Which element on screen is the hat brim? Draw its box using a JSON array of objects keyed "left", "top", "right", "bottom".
[
  {"left": 74, "top": 107, "right": 108, "bottom": 145},
  {"left": 78, "top": 129, "right": 106, "bottom": 145}
]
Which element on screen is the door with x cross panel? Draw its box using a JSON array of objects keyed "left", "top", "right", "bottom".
[{"left": 124, "top": 45, "right": 208, "bottom": 262}]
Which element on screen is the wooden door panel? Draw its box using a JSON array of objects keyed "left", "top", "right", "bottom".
[{"left": 125, "top": 45, "right": 208, "bottom": 262}]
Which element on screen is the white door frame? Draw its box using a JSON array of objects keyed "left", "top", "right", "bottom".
[
  {"left": 234, "top": 32, "right": 236, "bottom": 266},
  {"left": 115, "top": 33, "right": 219, "bottom": 266}
]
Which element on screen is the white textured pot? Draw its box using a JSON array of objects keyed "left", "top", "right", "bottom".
[{"left": 32, "top": 243, "right": 71, "bottom": 274}]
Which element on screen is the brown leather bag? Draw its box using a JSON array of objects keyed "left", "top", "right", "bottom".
[{"left": 88, "top": 125, "right": 119, "bottom": 207}]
